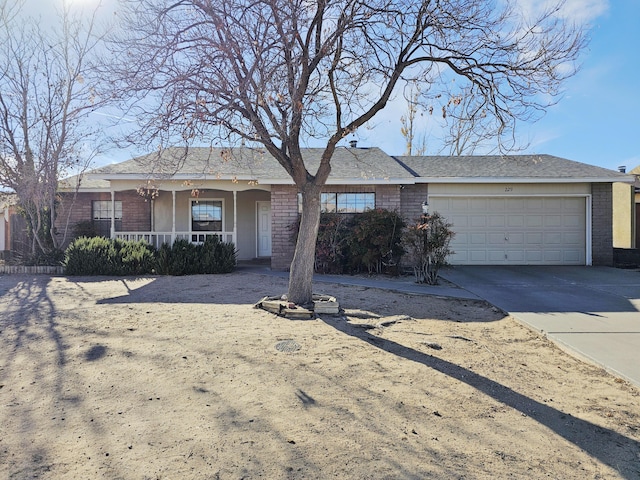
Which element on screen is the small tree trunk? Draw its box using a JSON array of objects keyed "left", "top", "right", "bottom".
[{"left": 288, "top": 184, "right": 322, "bottom": 305}]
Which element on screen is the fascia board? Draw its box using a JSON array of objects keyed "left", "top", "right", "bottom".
[
  {"left": 263, "top": 177, "right": 416, "bottom": 185},
  {"left": 414, "top": 176, "right": 636, "bottom": 184}
]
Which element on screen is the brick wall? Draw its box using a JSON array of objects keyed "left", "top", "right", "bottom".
[
  {"left": 592, "top": 183, "right": 613, "bottom": 266},
  {"left": 55, "top": 190, "right": 151, "bottom": 248},
  {"left": 374, "top": 184, "right": 401, "bottom": 211},
  {"left": 270, "top": 185, "right": 299, "bottom": 270},
  {"left": 400, "top": 184, "right": 429, "bottom": 222}
]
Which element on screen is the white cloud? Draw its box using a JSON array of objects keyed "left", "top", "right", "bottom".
[{"left": 514, "top": 0, "right": 609, "bottom": 25}]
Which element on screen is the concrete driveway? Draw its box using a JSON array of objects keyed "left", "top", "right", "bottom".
[{"left": 440, "top": 266, "right": 640, "bottom": 388}]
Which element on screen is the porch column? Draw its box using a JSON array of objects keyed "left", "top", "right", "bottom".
[
  {"left": 171, "top": 190, "right": 176, "bottom": 244},
  {"left": 233, "top": 190, "right": 237, "bottom": 245},
  {"left": 110, "top": 190, "right": 115, "bottom": 239}
]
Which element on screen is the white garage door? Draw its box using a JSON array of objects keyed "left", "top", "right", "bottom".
[{"left": 429, "top": 196, "right": 587, "bottom": 265}]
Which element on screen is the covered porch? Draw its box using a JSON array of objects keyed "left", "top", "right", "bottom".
[{"left": 104, "top": 179, "right": 272, "bottom": 261}]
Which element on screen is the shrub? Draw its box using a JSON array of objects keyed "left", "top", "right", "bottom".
[
  {"left": 64, "top": 237, "right": 157, "bottom": 276},
  {"left": 65, "top": 236, "right": 236, "bottom": 276},
  {"left": 200, "top": 235, "right": 237, "bottom": 274},
  {"left": 314, "top": 213, "right": 351, "bottom": 273},
  {"left": 155, "top": 236, "right": 237, "bottom": 276},
  {"left": 118, "top": 239, "right": 157, "bottom": 275},
  {"left": 347, "top": 209, "right": 405, "bottom": 274},
  {"left": 64, "top": 236, "right": 120, "bottom": 275},
  {"left": 403, "top": 212, "right": 455, "bottom": 285},
  {"left": 289, "top": 209, "right": 406, "bottom": 275}
]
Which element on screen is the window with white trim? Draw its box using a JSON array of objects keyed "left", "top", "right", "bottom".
[{"left": 191, "top": 199, "right": 223, "bottom": 232}]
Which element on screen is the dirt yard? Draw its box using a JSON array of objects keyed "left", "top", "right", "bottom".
[{"left": 1, "top": 271, "right": 639, "bottom": 479}]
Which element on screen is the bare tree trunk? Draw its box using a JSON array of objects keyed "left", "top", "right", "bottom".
[{"left": 288, "top": 184, "right": 322, "bottom": 305}]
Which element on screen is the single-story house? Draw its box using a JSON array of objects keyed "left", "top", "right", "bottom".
[{"left": 55, "top": 146, "right": 632, "bottom": 269}]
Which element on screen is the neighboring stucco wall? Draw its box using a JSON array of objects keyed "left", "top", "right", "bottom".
[
  {"left": 612, "top": 182, "right": 634, "bottom": 248},
  {"left": 592, "top": 183, "right": 614, "bottom": 266}
]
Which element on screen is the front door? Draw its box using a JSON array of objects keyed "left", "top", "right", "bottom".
[{"left": 257, "top": 201, "right": 272, "bottom": 257}]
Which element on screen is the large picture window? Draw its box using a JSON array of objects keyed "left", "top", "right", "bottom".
[
  {"left": 191, "top": 200, "right": 223, "bottom": 232},
  {"left": 298, "top": 192, "right": 375, "bottom": 213}
]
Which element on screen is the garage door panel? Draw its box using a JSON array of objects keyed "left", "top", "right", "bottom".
[
  {"left": 563, "top": 232, "right": 584, "bottom": 245},
  {"left": 488, "top": 216, "right": 505, "bottom": 227},
  {"left": 488, "top": 250, "right": 507, "bottom": 262},
  {"left": 450, "top": 215, "right": 469, "bottom": 227},
  {"left": 506, "top": 250, "right": 525, "bottom": 262},
  {"left": 451, "top": 198, "right": 470, "bottom": 211},
  {"left": 525, "top": 250, "right": 543, "bottom": 262},
  {"left": 470, "top": 233, "right": 487, "bottom": 244},
  {"left": 544, "top": 232, "right": 563, "bottom": 244},
  {"left": 526, "top": 215, "right": 543, "bottom": 228},
  {"left": 506, "top": 233, "right": 524, "bottom": 245},
  {"left": 526, "top": 232, "right": 543, "bottom": 245},
  {"left": 470, "top": 216, "right": 487, "bottom": 227},
  {"left": 544, "top": 250, "right": 563, "bottom": 262},
  {"left": 564, "top": 215, "right": 582, "bottom": 227},
  {"left": 432, "top": 195, "right": 586, "bottom": 265},
  {"left": 507, "top": 215, "right": 525, "bottom": 227},
  {"left": 545, "top": 215, "right": 563, "bottom": 228},
  {"left": 469, "top": 250, "right": 488, "bottom": 262},
  {"left": 488, "top": 233, "right": 506, "bottom": 245}
]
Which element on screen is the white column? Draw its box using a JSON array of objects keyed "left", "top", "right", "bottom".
[
  {"left": 110, "top": 190, "right": 115, "bottom": 238},
  {"left": 172, "top": 190, "right": 176, "bottom": 244},
  {"left": 233, "top": 190, "right": 237, "bottom": 245}
]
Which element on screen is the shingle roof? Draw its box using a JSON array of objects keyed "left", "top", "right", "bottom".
[
  {"left": 86, "top": 148, "right": 632, "bottom": 186},
  {"left": 89, "top": 146, "right": 413, "bottom": 183},
  {"left": 395, "top": 154, "right": 631, "bottom": 182}
]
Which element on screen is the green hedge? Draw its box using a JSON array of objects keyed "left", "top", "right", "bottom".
[
  {"left": 63, "top": 236, "right": 236, "bottom": 276},
  {"left": 155, "top": 236, "right": 237, "bottom": 275}
]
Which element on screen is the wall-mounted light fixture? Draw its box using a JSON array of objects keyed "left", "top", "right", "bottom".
[{"left": 421, "top": 201, "right": 429, "bottom": 215}]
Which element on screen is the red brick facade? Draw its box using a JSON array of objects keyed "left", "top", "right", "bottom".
[{"left": 55, "top": 190, "right": 151, "bottom": 248}]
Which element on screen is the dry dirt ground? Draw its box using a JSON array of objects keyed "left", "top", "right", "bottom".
[{"left": 1, "top": 271, "right": 639, "bottom": 479}]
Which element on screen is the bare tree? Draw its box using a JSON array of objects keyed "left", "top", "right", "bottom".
[
  {"left": 0, "top": 1, "right": 105, "bottom": 259},
  {"left": 400, "top": 84, "right": 429, "bottom": 156},
  {"left": 109, "top": 0, "right": 585, "bottom": 304}
]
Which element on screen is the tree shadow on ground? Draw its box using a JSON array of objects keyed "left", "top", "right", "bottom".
[{"left": 320, "top": 314, "right": 640, "bottom": 479}]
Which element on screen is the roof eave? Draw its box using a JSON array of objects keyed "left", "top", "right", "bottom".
[{"left": 414, "top": 176, "right": 635, "bottom": 184}]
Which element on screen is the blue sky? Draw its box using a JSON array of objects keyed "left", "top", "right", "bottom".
[
  {"left": 521, "top": 0, "right": 639, "bottom": 171},
  {"left": 357, "top": 0, "right": 639, "bottom": 172},
  {"left": 33, "top": 0, "right": 638, "bottom": 172}
]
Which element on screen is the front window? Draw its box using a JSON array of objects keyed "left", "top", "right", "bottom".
[
  {"left": 298, "top": 192, "right": 375, "bottom": 213},
  {"left": 191, "top": 200, "right": 222, "bottom": 232},
  {"left": 92, "top": 200, "right": 122, "bottom": 236}
]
